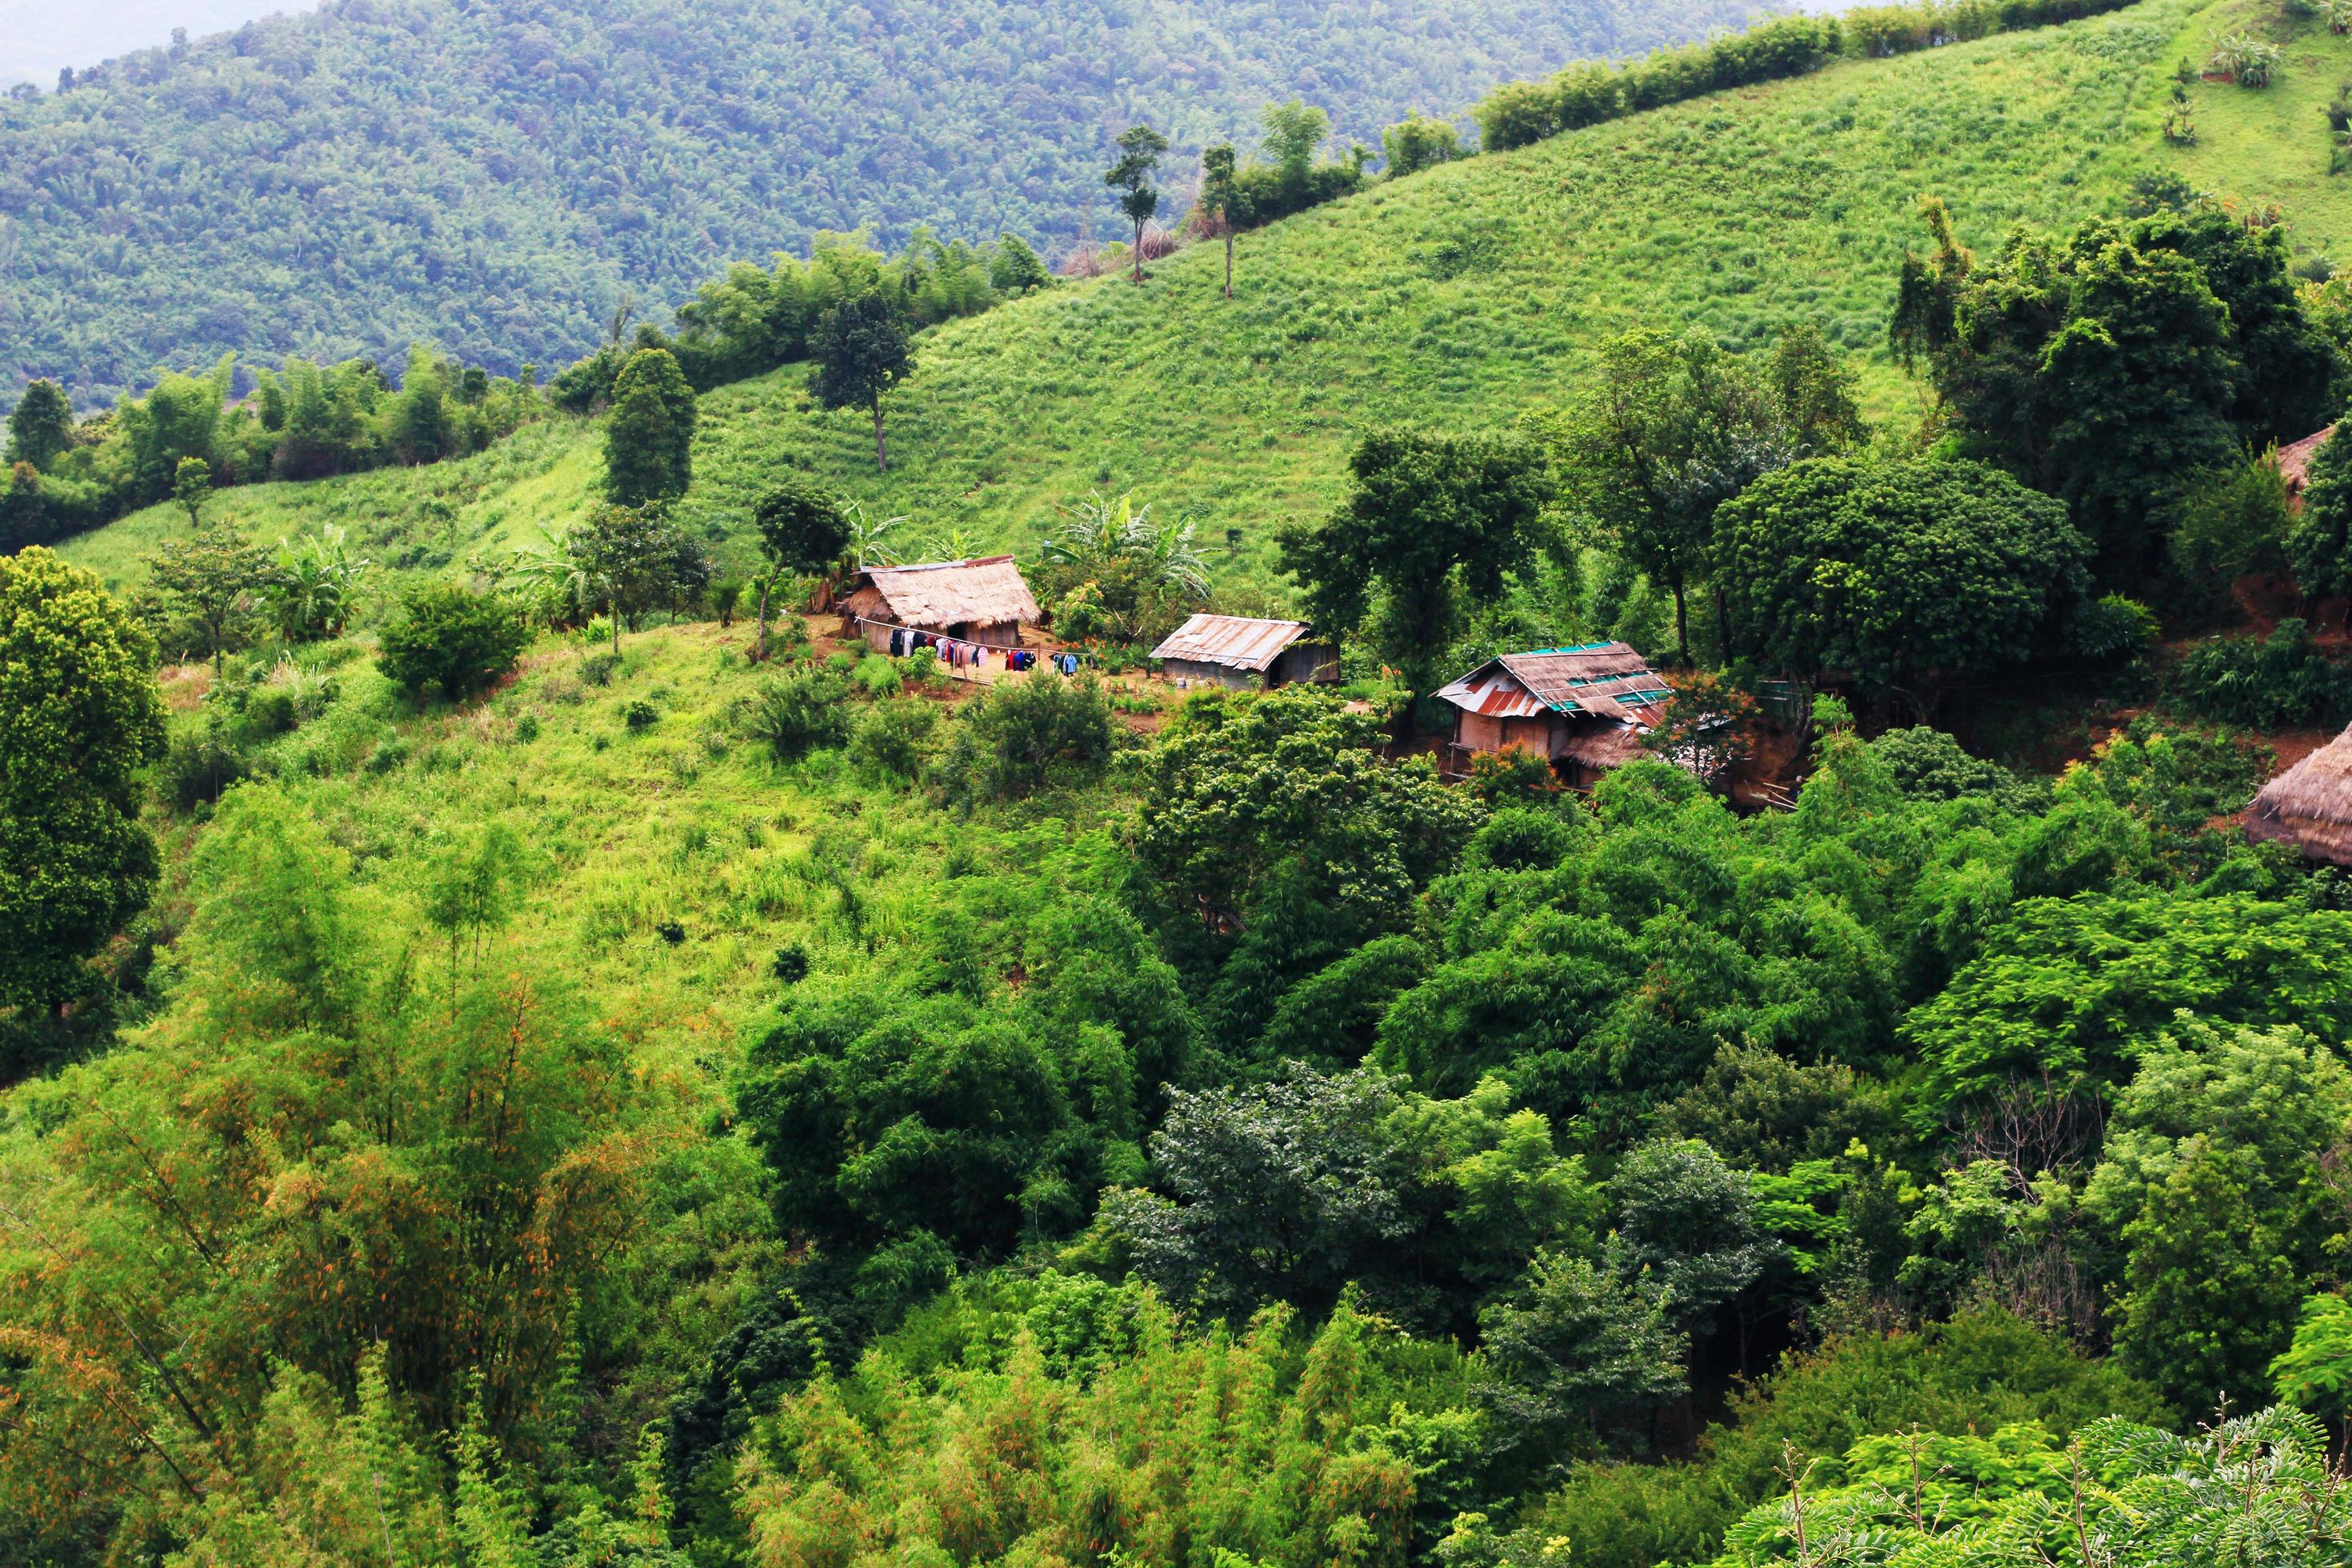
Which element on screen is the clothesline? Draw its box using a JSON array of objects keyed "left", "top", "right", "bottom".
[{"left": 851, "top": 615, "right": 1087, "bottom": 683}]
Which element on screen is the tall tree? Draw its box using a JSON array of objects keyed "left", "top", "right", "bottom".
[
  {"left": 810, "top": 294, "right": 915, "bottom": 474},
  {"left": 172, "top": 457, "right": 211, "bottom": 528},
  {"left": 150, "top": 524, "right": 274, "bottom": 678},
  {"left": 0, "top": 549, "right": 167, "bottom": 1014},
  {"left": 1105, "top": 122, "right": 1170, "bottom": 285},
  {"left": 751, "top": 475, "right": 852, "bottom": 658},
  {"left": 1278, "top": 429, "right": 1552, "bottom": 719},
  {"left": 6, "top": 378, "right": 72, "bottom": 470},
  {"left": 574, "top": 502, "right": 708, "bottom": 639},
  {"left": 1718, "top": 456, "right": 2090, "bottom": 718},
  {"left": 1891, "top": 199, "right": 2337, "bottom": 582},
  {"left": 604, "top": 346, "right": 697, "bottom": 505},
  {"left": 1201, "top": 142, "right": 1240, "bottom": 299},
  {"left": 1546, "top": 328, "right": 1794, "bottom": 662}
]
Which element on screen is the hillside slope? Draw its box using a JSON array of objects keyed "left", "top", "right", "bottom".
[
  {"left": 0, "top": 0, "right": 1763, "bottom": 405},
  {"left": 63, "top": 0, "right": 2345, "bottom": 605}
]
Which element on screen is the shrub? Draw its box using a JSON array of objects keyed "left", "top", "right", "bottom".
[
  {"left": 848, "top": 699, "right": 939, "bottom": 780},
  {"left": 851, "top": 654, "right": 903, "bottom": 698},
  {"left": 1466, "top": 747, "right": 1563, "bottom": 804},
  {"left": 581, "top": 650, "right": 622, "bottom": 686},
  {"left": 2071, "top": 593, "right": 2162, "bottom": 662},
  {"left": 2169, "top": 619, "right": 2352, "bottom": 729},
  {"left": 514, "top": 713, "right": 541, "bottom": 743},
  {"left": 160, "top": 725, "right": 250, "bottom": 810},
  {"left": 377, "top": 586, "right": 530, "bottom": 701},
  {"left": 935, "top": 673, "right": 1117, "bottom": 803},
  {"left": 748, "top": 670, "right": 851, "bottom": 761},
  {"left": 622, "top": 698, "right": 658, "bottom": 731}
]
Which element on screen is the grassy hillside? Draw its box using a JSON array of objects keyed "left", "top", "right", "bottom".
[
  {"left": 0, "top": 0, "right": 1764, "bottom": 405},
  {"left": 65, "top": 0, "right": 2350, "bottom": 609}
]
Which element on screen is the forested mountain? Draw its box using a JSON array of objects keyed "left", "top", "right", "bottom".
[
  {"left": 0, "top": 2, "right": 312, "bottom": 88},
  {"left": 0, "top": 0, "right": 1763, "bottom": 405}
]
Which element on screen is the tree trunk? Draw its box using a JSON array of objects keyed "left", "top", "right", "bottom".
[
  {"left": 1133, "top": 220, "right": 1146, "bottom": 284},
  {"left": 610, "top": 588, "right": 622, "bottom": 655},
  {"left": 873, "top": 402, "right": 889, "bottom": 474},
  {"left": 1224, "top": 231, "right": 1234, "bottom": 299},
  {"left": 1671, "top": 577, "right": 1690, "bottom": 666},
  {"left": 755, "top": 582, "right": 771, "bottom": 661},
  {"left": 1714, "top": 583, "right": 1733, "bottom": 663}
]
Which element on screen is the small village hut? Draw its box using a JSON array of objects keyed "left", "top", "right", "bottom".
[
  {"left": 1435, "top": 642, "right": 1679, "bottom": 788},
  {"left": 841, "top": 556, "right": 1042, "bottom": 652},
  {"left": 2278, "top": 426, "right": 2336, "bottom": 510},
  {"left": 1150, "top": 614, "right": 1340, "bottom": 690},
  {"left": 2246, "top": 724, "right": 2352, "bottom": 866}
]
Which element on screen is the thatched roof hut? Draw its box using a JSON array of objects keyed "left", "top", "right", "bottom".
[
  {"left": 2246, "top": 725, "right": 2352, "bottom": 866},
  {"left": 840, "top": 556, "right": 1042, "bottom": 650},
  {"left": 2279, "top": 426, "right": 2336, "bottom": 510},
  {"left": 1150, "top": 614, "right": 1339, "bottom": 690}
]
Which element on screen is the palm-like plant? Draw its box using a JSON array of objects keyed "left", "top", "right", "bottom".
[
  {"left": 502, "top": 524, "right": 614, "bottom": 645},
  {"left": 1040, "top": 490, "right": 1213, "bottom": 640},
  {"left": 842, "top": 502, "right": 906, "bottom": 571},
  {"left": 270, "top": 525, "right": 373, "bottom": 639}
]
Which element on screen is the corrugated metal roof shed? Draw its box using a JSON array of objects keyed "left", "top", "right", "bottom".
[
  {"left": 1436, "top": 642, "right": 1674, "bottom": 722},
  {"left": 1150, "top": 614, "right": 1311, "bottom": 671}
]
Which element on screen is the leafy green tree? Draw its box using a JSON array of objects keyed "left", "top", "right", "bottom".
[
  {"left": 122, "top": 362, "right": 228, "bottom": 501},
  {"left": 1201, "top": 142, "right": 1240, "bottom": 298},
  {"left": 1718, "top": 457, "right": 2089, "bottom": 717},
  {"left": 1546, "top": 326, "right": 1840, "bottom": 662},
  {"left": 376, "top": 584, "right": 530, "bottom": 700},
  {"left": 1132, "top": 687, "right": 1481, "bottom": 942},
  {"left": 574, "top": 501, "right": 710, "bottom": 635},
  {"left": 171, "top": 455, "right": 211, "bottom": 527},
  {"left": 1382, "top": 111, "right": 1461, "bottom": 177},
  {"left": 0, "top": 549, "right": 166, "bottom": 1013},
  {"left": 1262, "top": 98, "right": 1332, "bottom": 195},
  {"left": 150, "top": 523, "right": 274, "bottom": 678},
  {"left": 1894, "top": 200, "right": 2340, "bottom": 581},
  {"left": 2288, "top": 426, "right": 2352, "bottom": 622},
  {"left": 1280, "top": 427, "right": 1551, "bottom": 708},
  {"left": 1607, "top": 1138, "right": 1780, "bottom": 1342},
  {"left": 1105, "top": 1065, "right": 1410, "bottom": 1318},
  {"left": 2272, "top": 1293, "right": 2352, "bottom": 1423},
  {"left": 987, "top": 231, "right": 1052, "bottom": 294},
  {"left": 750, "top": 475, "right": 851, "bottom": 658},
  {"left": 1478, "top": 1246, "right": 1686, "bottom": 1459},
  {"left": 748, "top": 669, "right": 852, "bottom": 761},
  {"left": 1105, "top": 122, "right": 1170, "bottom": 284},
  {"left": 604, "top": 346, "right": 697, "bottom": 505},
  {"left": 2111, "top": 1143, "right": 2303, "bottom": 1417},
  {"left": 418, "top": 822, "right": 528, "bottom": 1008},
  {"left": 810, "top": 293, "right": 915, "bottom": 474},
  {"left": 6, "top": 378, "right": 72, "bottom": 470}
]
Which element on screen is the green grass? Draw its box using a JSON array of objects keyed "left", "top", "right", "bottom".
[{"left": 67, "top": 0, "right": 2352, "bottom": 608}]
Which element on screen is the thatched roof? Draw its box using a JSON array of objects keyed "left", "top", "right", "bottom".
[
  {"left": 1150, "top": 614, "right": 1312, "bottom": 670},
  {"left": 2280, "top": 426, "right": 2336, "bottom": 500},
  {"left": 2246, "top": 725, "right": 2352, "bottom": 866},
  {"left": 849, "top": 556, "right": 1040, "bottom": 630},
  {"left": 1436, "top": 642, "right": 1673, "bottom": 723}
]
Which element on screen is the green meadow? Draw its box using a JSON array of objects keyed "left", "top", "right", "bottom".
[{"left": 68, "top": 0, "right": 2352, "bottom": 607}]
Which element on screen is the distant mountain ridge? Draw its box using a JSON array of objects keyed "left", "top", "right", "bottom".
[{"left": 0, "top": 0, "right": 1766, "bottom": 405}]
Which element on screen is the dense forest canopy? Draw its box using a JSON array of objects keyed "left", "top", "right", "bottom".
[{"left": 0, "top": 0, "right": 1766, "bottom": 405}]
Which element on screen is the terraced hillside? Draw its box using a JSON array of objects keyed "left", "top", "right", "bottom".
[{"left": 63, "top": 0, "right": 2346, "bottom": 606}]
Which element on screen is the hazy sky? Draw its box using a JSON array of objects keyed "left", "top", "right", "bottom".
[{"left": 0, "top": 2, "right": 318, "bottom": 87}]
